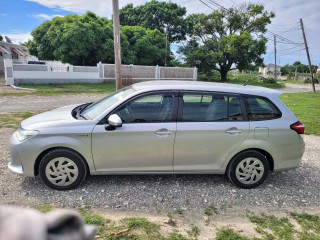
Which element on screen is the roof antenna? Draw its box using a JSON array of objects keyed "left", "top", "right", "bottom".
[{"left": 242, "top": 80, "right": 249, "bottom": 86}]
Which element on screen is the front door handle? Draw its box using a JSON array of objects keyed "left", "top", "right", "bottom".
[
  {"left": 225, "top": 127, "right": 242, "bottom": 135},
  {"left": 155, "top": 128, "right": 174, "bottom": 137}
]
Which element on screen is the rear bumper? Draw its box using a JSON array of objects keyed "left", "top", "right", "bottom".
[{"left": 273, "top": 136, "right": 305, "bottom": 171}]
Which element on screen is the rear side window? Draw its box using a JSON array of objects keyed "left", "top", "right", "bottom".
[
  {"left": 245, "top": 96, "right": 281, "bottom": 121},
  {"left": 181, "top": 93, "right": 243, "bottom": 122}
]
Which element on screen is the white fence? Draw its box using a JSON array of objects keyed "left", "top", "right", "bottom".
[
  {"left": 104, "top": 64, "right": 197, "bottom": 81},
  {"left": 12, "top": 63, "right": 101, "bottom": 84},
  {"left": 5, "top": 59, "right": 197, "bottom": 85}
]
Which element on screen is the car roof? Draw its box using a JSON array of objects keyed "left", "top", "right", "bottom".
[{"left": 131, "top": 80, "right": 281, "bottom": 97}]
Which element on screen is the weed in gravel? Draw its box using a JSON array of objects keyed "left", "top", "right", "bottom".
[
  {"left": 187, "top": 225, "right": 200, "bottom": 239},
  {"left": 34, "top": 204, "right": 55, "bottom": 213},
  {"left": 216, "top": 228, "right": 250, "bottom": 240},
  {"left": 204, "top": 204, "right": 219, "bottom": 216},
  {"left": 175, "top": 209, "right": 184, "bottom": 216}
]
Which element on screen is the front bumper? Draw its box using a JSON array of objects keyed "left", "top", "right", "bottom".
[{"left": 8, "top": 132, "right": 39, "bottom": 177}]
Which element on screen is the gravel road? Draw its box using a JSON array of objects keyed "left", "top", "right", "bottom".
[
  {"left": 0, "top": 85, "right": 319, "bottom": 214},
  {"left": 0, "top": 127, "right": 319, "bottom": 213}
]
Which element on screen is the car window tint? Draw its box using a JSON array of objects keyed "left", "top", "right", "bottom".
[
  {"left": 115, "top": 93, "right": 174, "bottom": 123},
  {"left": 182, "top": 94, "right": 243, "bottom": 122},
  {"left": 246, "top": 96, "right": 281, "bottom": 121}
]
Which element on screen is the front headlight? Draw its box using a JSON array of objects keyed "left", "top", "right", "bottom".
[{"left": 16, "top": 128, "right": 39, "bottom": 142}]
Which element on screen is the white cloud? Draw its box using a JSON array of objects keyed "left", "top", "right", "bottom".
[
  {"left": 26, "top": 0, "right": 146, "bottom": 17},
  {"left": 1, "top": 32, "right": 32, "bottom": 44},
  {"left": 30, "top": 13, "right": 64, "bottom": 20}
]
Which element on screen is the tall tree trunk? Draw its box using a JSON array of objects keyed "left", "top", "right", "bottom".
[{"left": 220, "top": 69, "right": 228, "bottom": 82}]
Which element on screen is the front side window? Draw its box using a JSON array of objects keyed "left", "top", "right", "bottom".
[
  {"left": 115, "top": 93, "right": 175, "bottom": 123},
  {"left": 181, "top": 93, "right": 243, "bottom": 122},
  {"left": 245, "top": 96, "right": 281, "bottom": 121}
]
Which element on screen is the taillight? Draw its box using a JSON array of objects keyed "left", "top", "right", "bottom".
[{"left": 290, "top": 121, "right": 305, "bottom": 134}]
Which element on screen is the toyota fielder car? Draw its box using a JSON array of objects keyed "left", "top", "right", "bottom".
[{"left": 8, "top": 81, "right": 305, "bottom": 190}]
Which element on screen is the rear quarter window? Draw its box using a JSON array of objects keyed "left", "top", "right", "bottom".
[{"left": 245, "top": 96, "right": 282, "bottom": 121}]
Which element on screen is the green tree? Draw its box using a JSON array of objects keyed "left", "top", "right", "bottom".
[
  {"left": 0, "top": 35, "right": 3, "bottom": 41},
  {"left": 27, "top": 12, "right": 169, "bottom": 66},
  {"left": 120, "top": 0, "right": 187, "bottom": 42},
  {"left": 180, "top": 4, "right": 274, "bottom": 82},
  {"left": 29, "top": 12, "right": 114, "bottom": 65},
  {"left": 121, "top": 26, "right": 168, "bottom": 66}
]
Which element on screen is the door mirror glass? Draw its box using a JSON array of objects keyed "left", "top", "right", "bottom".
[{"left": 108, "top": 114, "right": 122, "bottom": 127}]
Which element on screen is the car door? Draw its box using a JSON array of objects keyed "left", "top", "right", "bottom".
[
  {"left": 91, "top": 91, "right": 178, "bottom": 173},
  {"left": 174, "top": 92, "right": 250, "bottom": 171}
]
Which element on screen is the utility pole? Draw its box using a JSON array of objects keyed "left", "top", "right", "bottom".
[
  {"left": 274, "top": 35, "right": 277, "bottom": 81},
  {"left": 164, "top": 25, "right": 168, "bottom": 67},
  {"left": 300, "top": 18, "right": 316, "bottom": 93},
  {"left": 113, "top": 0, "right": 122, "bottom": 90}
]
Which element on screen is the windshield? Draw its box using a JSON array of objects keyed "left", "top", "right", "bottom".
[{"left": 81, "top": 86, "right": 136, "bottom": 119}]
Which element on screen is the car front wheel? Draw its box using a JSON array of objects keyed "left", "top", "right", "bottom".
[
  {"left": 39, "top": 148, "right": 88, "bottom": 190},
  {"left": 227, "top": 150, "right": 269, "bottom": 189}
]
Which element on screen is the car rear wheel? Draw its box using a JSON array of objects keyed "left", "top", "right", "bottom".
[
  {"left": 39, "top": 148, "right": 87, "bottom": 190},
  {"left": 227, "top": 150, "right": 269, "bottom": 189}
]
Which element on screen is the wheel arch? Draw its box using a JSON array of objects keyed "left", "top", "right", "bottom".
[
  {"left": 226, "top": 148, "right": 274, "bottom": 174},
  {"left": 34, "top": 147, "right": 89, "bottom": 176}
]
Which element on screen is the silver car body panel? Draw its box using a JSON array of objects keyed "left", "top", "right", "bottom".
[{"left": 8, "top": 81, "right": 305, "bottom": 178}]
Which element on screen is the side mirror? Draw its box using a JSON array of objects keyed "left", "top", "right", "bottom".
[{"left": 108, "top": 114, "right": 122, "bottom": 127}]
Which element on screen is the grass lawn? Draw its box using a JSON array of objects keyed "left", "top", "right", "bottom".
[
  {"left": 281, "top": 92, "right": 320, "bottom": 135},
  {"left": 1, "top": 82, "right": 116, "bottom": 96},
  {"left": 0, "top": 112, "right": 36, "bottom": 129}
]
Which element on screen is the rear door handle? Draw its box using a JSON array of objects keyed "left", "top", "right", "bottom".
[{"left": 225, "top": 127, "right": 242, "bottom": 135}]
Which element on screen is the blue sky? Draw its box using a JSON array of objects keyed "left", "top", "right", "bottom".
[{"left": 1, "top": 0, "right": 319, "bottom": 66}]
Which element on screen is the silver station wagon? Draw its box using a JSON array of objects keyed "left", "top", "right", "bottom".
[{"left": 9, "top": 81, "right": 305, "bottom": 190}]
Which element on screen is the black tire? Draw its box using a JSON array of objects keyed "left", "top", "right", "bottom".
[
  {"left": 227, "top": 150, "right": 269, "bottom": 189},
  {"left": 39, "top": 148, "right": 88, "bottom": 190}
]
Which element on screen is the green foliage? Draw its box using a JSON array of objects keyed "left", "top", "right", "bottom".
[
  {"left": 0, "top": 112, "right": 39, "bottom": 129},
  {"left": 249, "top": 214, "right": 295, "bottom": 239},
  {"left": 204, "top": 204, "right": 219, "bottom": 216},
  {"left": 290, "top": 212, "right": 320, "bottom": 239},
  {"left": 163, "top": 233, "right": 190, "bottom": 240},
  {"left": 121, "top": 26, "right": 167, "bottom": 65},
  {"left": 187, "top": 225, "right": 200, "bottom": 239},
  {"left": 216, "top": 228, "right": 249, "bottom": 240},
  {"left": 0, "top": 34, "right": 3, "bottom": 41},
  {"left": 29, "top": 12, "right": 114, "bottom": 65},
  {"left": 260, "top": 77, "right": 277, "bottom": 84},
  {"left": 180, "top": 4, "right": 274, "bottom": 82},
  {"left": 28, "top": 12, "right": 168, "bottom": 66},
  {"left": 33, "top": 204, "right": 55, "bottom": 213},
  {"left": 120, "top": 0, "right": 187, "bottom": 42},
  {"left": 281, "top": 92, "right": 320, "bottom": 135},
  {"left": 229, "top": 73, "right": 284, "bottom": 89},
  {"left": 281, "top": 61, "right": 318, "bottom": 75}
]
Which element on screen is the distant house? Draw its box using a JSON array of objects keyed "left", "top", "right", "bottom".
[
  {"left": 0, "top": 40, "right": 28, "bottom": 74},
  {"left": 258, "top": 64, "right": 282, "bottom": 77}
]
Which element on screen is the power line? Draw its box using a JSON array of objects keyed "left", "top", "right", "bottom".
[
  {"left": 267, "top": 31, "right": 303, "bottom": 46},
  {"left": 278, "top": 48, "right": 305, "bottom": 56},
  {"left": 199, "top": 0, "right": 216, "bottom": 11}
]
